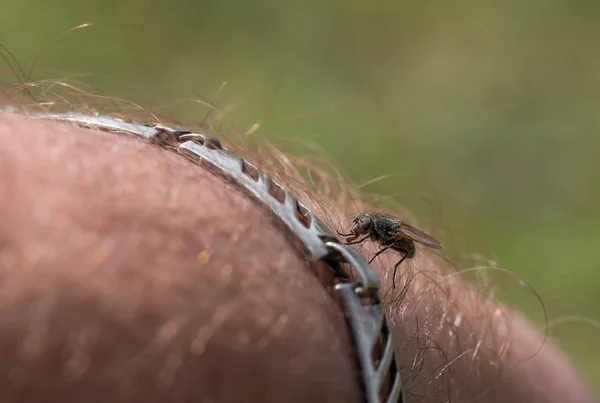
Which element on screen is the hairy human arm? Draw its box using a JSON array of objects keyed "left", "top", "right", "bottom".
[{"left": 0, "top": 112, "right": 594, "bottom": 403}]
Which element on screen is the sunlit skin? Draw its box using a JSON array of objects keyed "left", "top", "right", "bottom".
[{"left": 0, "top": 112, "right": 594, "bottom": 403}]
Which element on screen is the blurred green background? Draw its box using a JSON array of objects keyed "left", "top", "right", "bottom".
[{"left": 2, "top": 0, "right": 599, "bottom": 394}]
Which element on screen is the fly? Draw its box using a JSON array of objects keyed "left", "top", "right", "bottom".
[{"left": 338, "top": 213, "right": 442, "bottom": 288}]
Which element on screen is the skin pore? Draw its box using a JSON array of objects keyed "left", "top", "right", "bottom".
[{"left": 0, "top": 111, "right": 594, "bottom": 402}]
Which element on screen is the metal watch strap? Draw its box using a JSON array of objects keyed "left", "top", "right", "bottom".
[{"left": 28, "top": 112, "right": 404, "bottom": 403}]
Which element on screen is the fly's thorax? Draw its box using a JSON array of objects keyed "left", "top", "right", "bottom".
[{"left": 371, "top": 215, "right": 400, "bottom": 242}]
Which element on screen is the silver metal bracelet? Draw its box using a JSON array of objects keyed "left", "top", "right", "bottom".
[{"left": 29, "top": 112, "right": 404, "bottom": 403}]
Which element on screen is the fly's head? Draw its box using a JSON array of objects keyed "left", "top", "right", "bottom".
[
  {"left": 350, "top": 213, "right": 374, "bottom": 237},
  {"left": 339, "top": 213, "right": 375, "bottom": 243}
]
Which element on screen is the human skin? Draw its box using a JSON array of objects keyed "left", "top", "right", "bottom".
[{"left": 0, "top": 112, "right": 595, "bottom": 403}]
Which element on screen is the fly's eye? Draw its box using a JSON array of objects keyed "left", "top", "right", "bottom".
[{"left": 354, "top": 215, "right": 372, "bottom": 234}]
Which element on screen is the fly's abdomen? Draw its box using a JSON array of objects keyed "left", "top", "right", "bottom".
[{"left": 392, "top": 238, "right": 416, "bottom": 258}]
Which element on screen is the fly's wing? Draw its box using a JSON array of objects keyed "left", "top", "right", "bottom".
[{"left": 396, "top": 223, "right": 443, "bottom": 249}]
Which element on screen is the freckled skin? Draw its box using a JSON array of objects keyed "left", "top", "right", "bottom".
[{"left": 0, "top": 113, "right": 362, "bottom": 403}]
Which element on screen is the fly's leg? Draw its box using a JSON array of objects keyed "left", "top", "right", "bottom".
[
  {"left": 344, "top": 234, "right": 370, "bottom": 245},
  {"left": 391, "top": 253, "right": 408, "bottom": 289},
  {"left": 368, "top": 243, "right": 395, "bottom": 264}
]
